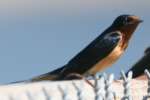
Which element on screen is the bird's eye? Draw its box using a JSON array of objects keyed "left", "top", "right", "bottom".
[{"left": 126, "top": 17, "right": 133, "bottom": 23}]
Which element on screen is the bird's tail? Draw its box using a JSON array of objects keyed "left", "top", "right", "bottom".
[
  {"left": 6, "top": 66, "right": 66, "bottom": 85},
  {"left": 29, "top": 66, "right": 66, "bottom": 82}
]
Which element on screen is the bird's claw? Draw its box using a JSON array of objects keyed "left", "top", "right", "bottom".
[{"left": 64, "top": 73, "right": 94, "bottom": 87}]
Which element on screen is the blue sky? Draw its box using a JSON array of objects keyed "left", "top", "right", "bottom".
[{"left": 0, "top": 0, "right": 150, "bottom": 83}]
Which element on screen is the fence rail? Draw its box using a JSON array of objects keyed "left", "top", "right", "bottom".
[{"left": 0, "top": 70, "right": 150, "bottom": 100}]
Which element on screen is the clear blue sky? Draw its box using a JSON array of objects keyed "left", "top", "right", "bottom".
[{"left": 0, "top": 0, "right": 149, "bottom": 84}]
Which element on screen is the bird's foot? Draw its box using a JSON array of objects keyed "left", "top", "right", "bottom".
[{"left": 64, "top": 73, "right": 94, "bottom": 87}]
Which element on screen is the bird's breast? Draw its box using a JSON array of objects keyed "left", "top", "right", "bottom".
[{"left": 86, "top": 41, "right": 124, "bottom": 75}]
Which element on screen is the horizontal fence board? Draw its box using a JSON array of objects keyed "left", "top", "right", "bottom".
[{"left": 0, "top": 79, "right": 148, "bottom": 100}]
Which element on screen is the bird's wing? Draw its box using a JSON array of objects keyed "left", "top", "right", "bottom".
[
  {"left": 60, "top": 31, "right": 123, "bottom": 75},
  {"left": 31, "top": 31, "right": 123, "bottom": 81}
]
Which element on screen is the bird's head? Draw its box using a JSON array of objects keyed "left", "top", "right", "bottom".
[
  {"left": 111, "top": 15, "right": 143, "bottom": 47},
  {"left": 145, "top": 47, "right": 150, "bottom": 55},
  {"left": 112, "top": 15, "right": 143, "bottom": 32}
]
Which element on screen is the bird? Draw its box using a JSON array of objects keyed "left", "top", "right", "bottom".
[
  {"left": 126, "top": 47, "right": 150, "bottom": 78},
  {"left": 30, "top": 14, "right": 143, "bottom": 82}
]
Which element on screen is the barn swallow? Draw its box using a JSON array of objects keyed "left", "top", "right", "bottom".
[
  {"left": 31, "top": 14, "right": 143, "bottom": 81},
  {"left": 126, "top": 47, "right": 150, "bottom": 78}
]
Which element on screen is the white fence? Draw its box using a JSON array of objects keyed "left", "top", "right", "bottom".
[{"left": 0, "top": 70, "right": 150, "bottom": 100}]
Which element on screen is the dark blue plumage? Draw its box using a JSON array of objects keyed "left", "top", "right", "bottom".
[{"left": 30, "top": 14, "right": 142, "bottom": 81}]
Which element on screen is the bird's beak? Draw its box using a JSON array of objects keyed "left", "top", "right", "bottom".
[
  {"left": 138, "top": 19, "right": 143, "bottom": 23},
  {"left": 129, "top": 15, "right": 143, "bottom": 24}
]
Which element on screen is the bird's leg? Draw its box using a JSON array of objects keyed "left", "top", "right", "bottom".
[{"left": 63, "top": 73, "right": 94, "bottom": 87}]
